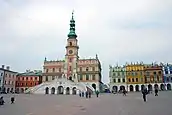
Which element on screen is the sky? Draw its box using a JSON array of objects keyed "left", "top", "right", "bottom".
[{"left": 0, "top": 0, "right": 172, "bottom": 83}]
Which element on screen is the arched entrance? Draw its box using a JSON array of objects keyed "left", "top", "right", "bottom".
[
  {"left": 129, "top": 85, "right": 134, "bottom": 92},
  {"left": 92, "top": 84, "right": 96, "bottom": 90},
  {"left": 148, "top": 84, "right": 152, "bottom": 91},
  {"left": 58, "top": 86, "right": 64, "bottom": 94},
  {"left": 66, "top": 87, "right": 70, "bottom": 95},
  {"left": 112, "top": 86, "right": 118, "bottom": 92},
  {"left": 16, "top": 88, "right": 19, "bottom": 93},
  {"left": 72, "top": 87, "right": 77, "bottom": 95},
  {"left": 69, "top": 76, "right": 72, "bottom": 81},
  {"left": 45, "top": 87, "right": 49, "bottom": 94},
  {"left": 51, "top": 87, "right": 55, "bottom": 94},
  {"left": 7, "top": 88, "right": 10, "bottom": 93},
  {"left": 10, "top": 88, "right": 13, "bottom": 93},
  {"left": 120, "top": 85, "right": 125, "bottom": 91},
  {"left": 167, "top": 84, "right": 171, "bottom": 90},
  {"left": 160, "top": 84, "right": 165, "bottom": 91},
  {"left": 154, "top": 84, "right": 159, "bottom": 90},
  {"left": 141, "top": 85, "right": 145, "bottom": 91},
  {"left": 135, "top": 85, "right": 139, "bottom": 92},
  {"left": 21, "top": 88, "right": 24, "bottom": 93}
]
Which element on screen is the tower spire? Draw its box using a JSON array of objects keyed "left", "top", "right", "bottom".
[{"left": 68, "top": 10, "right": 77, "bottom": 38}]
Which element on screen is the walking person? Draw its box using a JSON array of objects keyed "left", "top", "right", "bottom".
[
  {"left": 88, "top": 92, "right": 91, "bottom": 98},
  {"left": 155, "top": 88, "right": 158, "bottom": 96},
  {"left": 142, "top": 88, "right": 148, "bottom": 102},
  {"left": 0, "top": 96, "right": 5, "bottom": 105},
  {"left": 96, "top": 90, "right": 99, "bottom": 98},
  {"left": 123, "top": 89, "right": 127, "bottom": 96},
  {"left": 11, "top": 96, "right": 15, "bottom": 104},
  {"left": 85, "top": 91, "right": 88, "bottom": 98}
]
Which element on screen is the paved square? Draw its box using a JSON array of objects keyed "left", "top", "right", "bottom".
[{"left": 0, "top": 91, "right": 172, "bottom": 115}]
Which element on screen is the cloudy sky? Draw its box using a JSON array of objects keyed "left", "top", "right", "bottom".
[{"left": 0, "top": 0, "right": 172, "bottom": 83}]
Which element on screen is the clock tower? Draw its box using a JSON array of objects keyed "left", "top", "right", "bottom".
[{"left": 64, "top": 11, "right": 79, "bottom": 82}]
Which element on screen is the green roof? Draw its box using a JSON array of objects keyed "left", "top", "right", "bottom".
[{"left": 17, "top": 71, "right": 42, "bottom": 76}]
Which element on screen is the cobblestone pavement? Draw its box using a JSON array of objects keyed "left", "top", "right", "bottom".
[{"left": 0, "top": 91, "right": 172, "bottom": 115}]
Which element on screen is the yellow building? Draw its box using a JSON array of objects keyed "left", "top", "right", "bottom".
[{"left": 126, "top": 62, "right": 145, "bottom": 91}]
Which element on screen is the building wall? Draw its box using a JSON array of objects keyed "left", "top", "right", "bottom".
[
  {"left": 3, "top": 69, "right": 17, "bottom": 93},
  {"left": 0, "top": 69, "right": 4, "bottom": 91},
  {"left": 109, "top": 65, "right": 126, "bottom": 92},
  {"left": 162, "top": 64, "right": 172, "bottom": 83},
  {"left": 126, "top": 63, "right": 145, "bottom": 85},
  {"left": 144, "top": 64, "right": 163, "bottom": 84}
]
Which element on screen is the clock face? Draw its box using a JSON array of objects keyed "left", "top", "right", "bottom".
[{"left": 69, "top": 50, "right": 73, "bottom": 54}]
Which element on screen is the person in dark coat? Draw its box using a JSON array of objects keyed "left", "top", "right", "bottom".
[
  {"left": 88, "top": 92, "right": 91, "bottom": 98},
  {"left": 155, "top": 88, "right": 158, "bottom": 96},
  {"left": 142, "top": 88, "right": 148, "bottom": 102},
  {"left": 11, "top": 96, "right": 15, "bottom": 104},
  {"left": 82, "top": 91, "right": 84, "bottom": 97},
  {"left": 85, "top": 91, "right": 88, "bottom": 98},
  {"left": 0, "top": 96, "right": 5, "bottom": 105}
]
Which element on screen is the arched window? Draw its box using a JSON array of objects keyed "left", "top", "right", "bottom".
[
  {"left": 69, "top": 42, "right": 72, "bottom": 46},
  {"left": 86, "top": 67, "right": 89, "bottom": 71}
]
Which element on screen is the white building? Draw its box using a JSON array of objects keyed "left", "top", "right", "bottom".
[{"left": 25, "top": 12, "right": 102, "bottom": 95}]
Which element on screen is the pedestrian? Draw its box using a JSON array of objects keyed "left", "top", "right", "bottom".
[
  {"left": 85, "top": 91, "right": 88, "bottom": 98},
  {"left": 82, "top": 91, "right": 84, "bottom": 97},
  {"left": 96, "top": 90, "right": 99, "bottom": 98},
  {"left": 0, "top": 96, "right": 5, "bottom": 105},
  {"left": 142, "top": 88, "right": 148, "bottom": 102},
  {"left": 88, "top": 92, "right": 91, "bottom": 98},
  {"left": 11, "top": 96, "right": 15, "bottom": 104},
  {"left": 155, "top": 88, "right": 158, "bottom": 96},
  {"left": 123, "top": 89, "right": 127, "bottom": 96}
]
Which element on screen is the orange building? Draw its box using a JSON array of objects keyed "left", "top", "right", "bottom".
[{"left": 15, "top": 70, "right": 42, "bottom": 93}]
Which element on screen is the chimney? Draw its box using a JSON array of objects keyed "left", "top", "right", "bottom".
[
  {"left": 2, "top": 65, "right": 5, "bottom": 69},
  {"left": 6, "top": 66, "right": 10, "bottom": 70}
]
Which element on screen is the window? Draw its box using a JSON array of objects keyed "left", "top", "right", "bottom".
[
  {"left": 69, "top": 58, "right": 72, "bottom": 62},
  {"left": 35, "top": 77, "right": 37, "bottom": 80},
  {"left": 92, "top": 75, "right": 95, "bottom": 80},
  {"left": 171, "top": 77, "right": 172, "bottom": 81},
  {"left": 123, "top": 78, "right": 125, "bottom": 82},
  {"left": 69, "top": 42, "right": 72, "bottom": 46},
  {"left": 86, "top": 67, "right": 89, "bottom": 71},
  {"left": 69, "top": 66, "right": 72, "bottom": 71},
  {"left": 113, "top": 79, "right": 116, "bottom": 83},
  {"left": 128, "top": 78, "right": 131, "bottom": 82},
  {"left": 92, "top": 67, "right": 95, "bottom": 71},
  {"left": 118, "top": 78, "right": 121, "bottom": 83},
  {"left": 35, "top": 82, "right": 37, "bottom": 85},
  {"left": 118, "top": 72, "right": 120, "bottom": 76},
  {"left": 165, "top": 70, "right": 168, "bottom": 74},
  {"left": 26, "top": 83, "right": 27, "bottom": 86},
  {"left": 158, "top": 71, "right": 161, "bottom": 75},
  {"left": 52, "top": 68, "right": 55, "bottom": 72},
  {"left": 30, "top": 82, "right": 32, "bottom": 85},
  {"left": 46, "top": 69, "right": 49, "bottom": 73},
  {"left": 154, "top": 72, "right": 156, "bottom": 75},
  {"left": 113, "top": 73, "right": 116, "bottom": 76},
  {"left": 45, "top": 76, "right": 48, "bottom": 81},
  {"left": 170, "top": 71, "right": 172, "bottom": 74},
  {"left": 80, "top": 67, "right": 82, "bottom": 72},
  {"left": 8, "top": 81, "right": 10, "bottom": 85},
  {"left": 9, "top": 74, "right": 11, "bottom": 78},
  {"left": 80, "top": 75, "right": 83, "bottom": 80},
  {"left": 11, "top": 81, "right": 13, "bottom": 85},
  {"left": 136, "top": 78, "right": 138, "bottom": 82},
  {"left": 52, "top": 76, "right": 55, "bottom": 80},
  {"left": 30, "top": 77, "right": 32, "bottom": 80},
  {"left": 132, "top": 78, "right": 134, "bottom": 82},
  {"left": 167, "top": 77, "right": 169, "bottom": 82},
  {"left": 0, "top": 80, "right": 1, "bottom": 84},
  {"left": 22, "top": 77, "right": 24, "bottom": 80},
  {"left": 26, "top": 77, "right": 28, "bottom": 80},
  {"left": 59, "top": 68, "right": 61, "bottom": 72},
  {"left": 86, "top": 74, "right": 89, "bottom": 80},
  {"left": 1, "top": 73, "right": 3, "bottom": 76}
]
